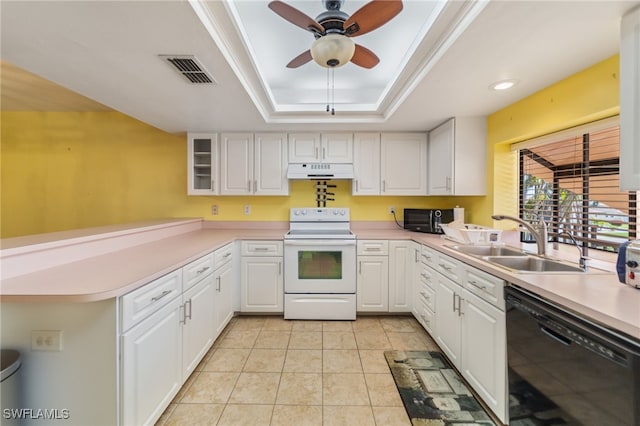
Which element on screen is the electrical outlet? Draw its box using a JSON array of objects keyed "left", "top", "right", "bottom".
[
  {"left": 211, "top": 205, "right": 218, "bottom": 215},
  {"left": 244, "top": 205, "right": 251, "bottom": 215},
  {"left": 389, "top": 206, "right": 395, "bottom": 214},
  {"left": 31, "top": 330, "right": 63, "bottom": 351}
]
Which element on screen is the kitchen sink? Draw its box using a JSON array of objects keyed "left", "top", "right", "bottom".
[
  {"left": 484, "top": 256, "right": 586, "bottom": 273},
  {"left": 446, "top": 244, "right": 528, "bottom": 257}
]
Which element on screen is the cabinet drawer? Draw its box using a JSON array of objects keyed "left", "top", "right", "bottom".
[
  {"left": 240, "top": 240, "right": 283, "bottom": 256},
  {"left": 418, "top": 265, "right": 435, "bottom": 290},
  {"left": 417, "top": 300, "right": 435, "bottom": 335},
  {"left": 357, "top": 240, "right": 389, "bottom": 255},
  {"left": 183, "top": 253, "right": 214, "bottom": 291},
  {"left": 435, "top": 252, "right": 462, "bottom": 284},
  {"left": 215, "top": 243, "right": 234, "bottom": 267},
  {"left": 417, "top": 281, "right": 436, "bottom": 311},
  {"left": 121, "top": 269, "right": 182, "bottom": 332},
  {"left": 420, "top": 245, "right": 437, "bottom": 268},
  {"left": 463, "top": 267, "right": 505, "bottom": 310}
]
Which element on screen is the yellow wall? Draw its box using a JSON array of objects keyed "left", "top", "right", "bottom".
[
  {"left": 464, "top": 55, "right": 620, "bottom": 227},
  {"left": 1, "top": 111, "right": 469, "bottom": 238}
]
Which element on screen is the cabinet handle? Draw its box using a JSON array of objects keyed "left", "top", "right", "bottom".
[
  {"left": 322, "top": 147, "right": 326, "bottom": 160},
  {"left": 382, "top": 180, "right": 386, "bottom": 192},
  {"left": 253, "top": 247, "right": 269, "bottom": 251},
  {"left": 355, "top": 180, "right": 359, "bottom": 192},
  {"left": 197, "top": 266, "right": 210, "bottom": 275},
  {"left": 446, "top": 176, "right": 452, "bottom": 192},
  {"left": 358, "top": 261, "right": 362, "bottom": 274},
  {"left": 223, "top": 252, "right": 232, "bottom": 258},
  {"left": 439, "top": 263, "right": 451, "bottom": 271},
  {"left": 364, "top": 247, "right": 380, "bottom": 252},
  {"left": 415, "top": 249, "right": 419, "bottom": 263},
  {"left": 180, "top": 303, "right": 187, "bottom": 324},
  {"left": 254, "top": 180, "right": 257, "bottom": 193},
  {"left": 186, "top": 299, "right": 192, "bottom": 320},
  {"left": 420, "top": 272, "right": 428, "bottom": 279},
  {"left": 453, "top": 293, "right": 458, "bottom": 313},
  {"left": 457, "top": 297, "right": 464, "bottom": 316},
  {"left": 216, "top": 276, "right": 221, "bottom": 292},
  {"left": 151, "top": 290, "right": 171, "bottom": 302},
  {"left": 468, "top": 280, "right": 486, "bottom": 291},
  {"left": 315, "top": 147, "right": 319, "bottom": 159},
  {"left": 211, "top": 179, "right": 215, "bottom": 190},
  {"left": 278, "top": 261, "right": 282, "bottom": 275},
  {"left": 248, "top": 180, "right": 251, "bottom": 192}
]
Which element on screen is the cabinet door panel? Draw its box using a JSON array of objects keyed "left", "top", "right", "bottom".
[
  {"left": 187, "top": 133, "right": 218, "bottom": 196},
  {"left": 357, "top": 256, "right": 389, "bottom": 311},
  {"left": 381, "top": 133, "right": 427, "bottom": 195},
  {"left": 389, "top": 241, "right": 411, "bottom": 312},
  {"left": 121, "top": 297, "right": 182, "bottom": 426},
  {"left": 213, "top": 263, "right": 234, "bottom": 338},
  {"left": 353, "top": 133, "right": 381, "bottom": 195},
  {"left": 220, "top": 133, "right": 253, "bottom": 195},
  {"left": 461, "top": 290, "right": 506, "bottom": 422},
  {"left": 322, "top": 133, "right": 353, "bottom": 163},
  {"left": 428, "top": 119, "right": 454, "bottom": 195},
  {"left": 288, "top": 133, "right": 320, "bottom": 163},
  {"left": 254, "top": 133, "right": 288, "bottom": 195},
  {"left": 241, "top": 257, "right": 283, "bottom": 312},
  {"left": 434, "top": 274, "right": 461, "bottom": 367},
  {"left": 182, "top": 276, "right": 215, "bottom": 378}
]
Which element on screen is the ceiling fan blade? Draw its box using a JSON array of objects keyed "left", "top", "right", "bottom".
[
  {"left": 287, "top": 50, "right": 313, "bottom": 68},
  {"left": 268, "top": 1, "right": 324, "bottom": 34},
  {"left": 351, "top": 44, "right": 379, "bottom": 69},
  {"left": 344, "top": 0, "right": 403, "bottom": 37}
]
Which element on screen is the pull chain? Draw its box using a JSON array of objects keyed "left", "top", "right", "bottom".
[
  {"left": 331, "top": 67, "right": 335, "bottom": 116},
  {"left": 326, "top": 68, "right": 330, "bottom": 113}
]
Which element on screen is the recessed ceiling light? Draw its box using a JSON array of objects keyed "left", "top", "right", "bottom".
[{"left": 489, "top": 79, "right": 518, "bottom": 91}]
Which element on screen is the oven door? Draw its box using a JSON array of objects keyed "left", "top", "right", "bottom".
[{"left": 284, "top": 239, "right": 356, "bottom": 293}]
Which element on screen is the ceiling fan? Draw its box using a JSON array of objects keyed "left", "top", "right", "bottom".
[{"left": 268, "top": 0, "right": 403, "bottom": 69}]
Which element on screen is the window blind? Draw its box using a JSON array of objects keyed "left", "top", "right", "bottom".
[{"left": 518, "top": 123, "right": 637, "bottom": 253}]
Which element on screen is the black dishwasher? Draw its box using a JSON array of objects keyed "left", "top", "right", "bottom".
[{"left": 505, "top": 285, "right": 640, "bottom": 425}]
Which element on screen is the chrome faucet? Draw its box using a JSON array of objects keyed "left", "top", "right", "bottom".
[
  {"left": 557, "top": 231, "right": 588, "bottom": 271},
  {"left": 491, "top": 214, "right": 548, "bottom": 256}
]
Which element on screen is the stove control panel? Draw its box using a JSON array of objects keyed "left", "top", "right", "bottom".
[{"left": 290, "top": 208, "right": 349, "bottom": 221}]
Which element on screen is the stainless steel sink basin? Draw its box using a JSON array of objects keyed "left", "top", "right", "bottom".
[
  {"left": 446, "top": 245, "right": 528, "bottom": 257},
  {"left": 484, "top": 256, "right": 586, "bottom": 273}
]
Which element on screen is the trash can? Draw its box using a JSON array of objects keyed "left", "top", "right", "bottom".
[{"left": 1, "top": 350, "right": 22, "bottom": 422}]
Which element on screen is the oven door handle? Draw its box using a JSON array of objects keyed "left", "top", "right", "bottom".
[{"left": 284, "top": 240, "right": 356, "bottom": 246}]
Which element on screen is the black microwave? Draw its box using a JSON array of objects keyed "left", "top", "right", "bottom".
[{"left": 403, "top": 208, "right": 455, "bottom": 234}]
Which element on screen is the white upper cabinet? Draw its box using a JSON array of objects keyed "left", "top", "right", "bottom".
[
  {"left": 380, "top": 133, "right": 428, "bottom": 195},
  {"left": 288, "top": 132, "right": 353, "bottom": 163},
  {"left": 187, "top": 133, "right": 218, "bottom": 196},
  {"left": 254, "top": 133, "right": 289, "bottom": 195},
  {"left": 220, "top": 132, "right": 254, "bottom": 195},
  {"left": 620, "top": 6, "right": 640, "bottom": 190},
  {"left": 220, "top": 132, "right": 288, "bottom": 196},
  {"left": 428, "top": 117, "right": 486, "bottom": 195},
  {"left": 353, "top": 133, "right": 381, "bottom": 195}
]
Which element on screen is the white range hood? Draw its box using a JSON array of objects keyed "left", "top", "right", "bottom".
[{"left": 287, "top": 163, "right": 354, "bottom": 180}]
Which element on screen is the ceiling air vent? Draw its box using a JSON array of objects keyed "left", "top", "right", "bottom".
[{"left": 160, "top": 55, "right": 216, "bottom": 84}]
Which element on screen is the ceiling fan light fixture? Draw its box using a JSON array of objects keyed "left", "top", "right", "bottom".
[{"left": 310, "top": 34, "right": 355, "bottom": 68}]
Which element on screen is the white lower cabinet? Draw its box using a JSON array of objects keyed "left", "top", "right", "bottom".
[
  {"left": 356, "top": 240, "right": 389, "bottom": 312},
  {"left": 213, "top": 245, "right": 235, "bottom": 338},
  {"left": 121, "top": 246, "right": 235, "bottom": 426},
  {"left": 416, "top": 248, "right": 507, "bottom": 424},
  {"left": 121, "top": 296, "right": 183, "bottom": 426},
  {"left": 240, "top": 240, "right": 284, "bottom": 312},
  {"left": 389, "top": 240, "right": 412, "bottom": 312},
  {"left": 181, "top": 275, "right": 215, "bottom": 378}
]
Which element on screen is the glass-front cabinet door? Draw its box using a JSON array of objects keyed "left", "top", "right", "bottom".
[{"left": 187, "top": 133, "right": 218, "bottom": 195}]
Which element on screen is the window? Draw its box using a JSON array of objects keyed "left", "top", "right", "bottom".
[{"left": 517, "top": 119, "right": 637, "bottom": 254}]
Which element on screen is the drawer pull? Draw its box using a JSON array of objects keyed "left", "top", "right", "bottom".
[
  {"left": 253, "top": 247, "right": 269, "bottom": 252},
  {"left": 223, "top": 252, "right": 232, "bottom": 258},
  {"left": 468, "top": 280, "right": 487, "bottom": 291},
  {"left": 439, "top": 263, "right": 451, "bottom": 271},
  {"left": 197, "top": 266, "right": 210, "bottom": 274},
  {"left": 151, "top": 290, "right": 172, "bottom": 302},
  {"left": 364, "top": 247, "right": 380, "bottom": 251}
]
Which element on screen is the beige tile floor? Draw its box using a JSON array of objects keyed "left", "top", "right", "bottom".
[{"left": 156, "top": 315, "right": 441, "bottom": 426}]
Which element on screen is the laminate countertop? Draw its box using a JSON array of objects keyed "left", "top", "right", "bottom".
[{"left": 1, "top": 219, "right": 638, "bottom": 341}]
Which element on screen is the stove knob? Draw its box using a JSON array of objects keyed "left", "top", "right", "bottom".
[
  {"left": 626, "top": 260, "right": 639, "bottom": 268},
  {"left": 333, "top": 210, "right": 339, "bottom": 215},
  {"left": 301, "top": 209, "right": 307, "bottom": 215},
  {"left": 340, "top": 210, "right": 346, "bottom": 215}
]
